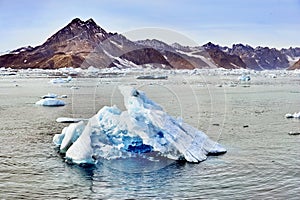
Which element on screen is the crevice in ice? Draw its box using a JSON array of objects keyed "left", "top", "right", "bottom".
[{"left": 53, "top": 86, "right": 226, "bottom": 165}]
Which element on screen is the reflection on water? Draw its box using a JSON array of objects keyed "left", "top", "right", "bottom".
[{"left": 0, "top": 76, "right": 300, "bottom": 199}]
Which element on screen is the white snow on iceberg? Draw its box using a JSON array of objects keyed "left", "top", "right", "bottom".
[
  {"left": 53, "top": 86, "right": 226, "bottom": 165},
  {"left": 36, "top": 98, "right": 65, "bottom": 106}
]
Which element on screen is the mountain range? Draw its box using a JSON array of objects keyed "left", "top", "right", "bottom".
[{"left": 0, "top": 18, "right": 299, "bottom": 70}]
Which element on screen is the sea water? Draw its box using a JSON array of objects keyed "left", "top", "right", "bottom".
[{"left": 0, "top": 74, "right": 299, "bottom": 199}]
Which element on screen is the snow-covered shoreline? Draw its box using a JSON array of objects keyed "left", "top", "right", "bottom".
[{"left": 1, "top": 66, "right": 300, "bottom": 79}]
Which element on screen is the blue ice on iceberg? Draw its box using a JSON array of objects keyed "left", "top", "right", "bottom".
[{"left": 53, "top": 86, "right": 226, "bottom": 165}]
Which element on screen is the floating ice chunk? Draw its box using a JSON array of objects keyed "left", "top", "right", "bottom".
[
  {"left": 268, "top": 74, "right": 277, "bottom": 78},
  {"left": 70, "top": 86, "right": 79, "bottom": 90},
  {"left": 50, "top": 76, "right": 72, "bottom": 84},
  {"left": 136, "top": 75, "right": 168, "bottom": 80},
  {"left": 35, "top": 98, "right": 65, "bottom": 106},
  {"left": 53, "top": 86, "right": 226, "bottom": 165},
  {"left": 285, "top": 112, "right": 300, "bottom": 119},
  {"left": 41, "top": 93, "right": 58, "bottom": 99},
  {"left": 288, "top": 131, "right": 300, "bottom": 135},
  {"left": 238, "top": 74, "right": 251, "bottom": 81},
  {"left": 50, "top": 78, "right": 67, "bottom": 84},
  {"left": 66, "top": 76, "right": 72, "bottom": 82},
  {"left": 56, "top": 117, "right": 87, "bottom": 123}
]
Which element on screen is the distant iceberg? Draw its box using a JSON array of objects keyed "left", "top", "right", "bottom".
[
  {"left": 53, "top": 86, "right": 226, "bottom": 165},
  {"left": 36, "top": 98, "right": 65, "bottom": 106}
]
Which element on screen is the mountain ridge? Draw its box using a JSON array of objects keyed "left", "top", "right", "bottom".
[{"left": 0, "top": 18, "right": 299, "bottom": 70}]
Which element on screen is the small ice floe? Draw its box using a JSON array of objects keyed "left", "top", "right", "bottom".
[
  {"left": 50, "top": 76, "right": 72, "bottom": 84},
  {"left": 136, "top": 75, "right": 168, "bottom": 80},
  {"left": 60, "top": 95, "right": 68, "bottom": 98},
  {"left": 41, "top": 93, "right": 58, "bottom": 99},
  {"left": 288, "top": 131, "right": 300, "bottom": 136},
  {"left": 241, "top": 85, "right": 250, "bottom": 88},
  {"left": 238, "top": 74, "right": 251, "bottom": 82},
  {"left": 70, "top": 86, "right": 79, "bottom": 90},
  {"left": 228, "top": 83, "right": 237, "bottom": 87},
  {"left": 56, "top": 117, "right": 87, "bottom": 123},
  {"left": 53, "top": 86, "right": 226, "bottom": 165},
  {"left": 268, "top": 74, "right": 277, "bottom": 78},
  {"left": 35, "top": 98, "right": 65, "bottom": 107},
  {"left": 285, "top": 112, "right": 300, "bottom": 119}
]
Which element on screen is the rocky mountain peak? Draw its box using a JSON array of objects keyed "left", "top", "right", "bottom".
[
  {"left": 43, "top": 18, "right": 109, "bottom": 47},
  {"left": 171, "top": 42, "right": 192, "bottom": 52},
  {"left": 231, "top": 44, "right": 254, "bottom": 55},
  {"left": 203, "top": 42, "right": 219, "bottom": 49},
  {"left": 232, "top": 43, "right": 253, "bottom": 51},
  {"left": 69, "top": 17, "right": 85, "bottom": 26},
  {"left": 136, "top": 39, "right": 175, "bottom": 51},
  {"left": 281, "top": 47, "right": 300, "bottom": 58},
  {"left": 85, "top": 18, "right": 97, "bottom": 26}
]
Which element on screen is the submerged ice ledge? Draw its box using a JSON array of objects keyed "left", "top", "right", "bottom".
[{"left": 53, "top": 86, "right": 226, "bottom": 165}]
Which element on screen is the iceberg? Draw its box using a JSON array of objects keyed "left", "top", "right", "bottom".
[
  {"left": 53, "top": 86, "right": 226, "bottom": 165},
  {"left": 36, "top": 98, "right": 65, "bottom": 107}
]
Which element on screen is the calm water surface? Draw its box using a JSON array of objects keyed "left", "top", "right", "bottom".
[{"left": 0, "top": 75, "right": 299, "bottom": 199}]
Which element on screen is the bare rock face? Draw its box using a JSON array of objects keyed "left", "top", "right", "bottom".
[
  {"left": 120, "top": 48, "right": 171, "bottom": 67},
  {"left": 203, "top": 43, "right": 246, "bottom": 69},
  {"left": 136, "top": 40, "right": 211, "bottom": 69},
  {"left": 289, "top": 59, "right": 300, "bottom": 70}
]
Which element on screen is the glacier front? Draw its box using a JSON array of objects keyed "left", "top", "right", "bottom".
[{"left": 53, "top": 86, "right": 226, "bottom": 165}]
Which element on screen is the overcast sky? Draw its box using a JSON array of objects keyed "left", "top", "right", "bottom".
[{"left": 0, "top": 0, "right": 300, "bottom": 51}]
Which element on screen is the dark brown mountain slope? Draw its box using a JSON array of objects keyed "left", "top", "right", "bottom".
[
  {"left": 0, "top": 18, "right": 173, "bottom": 69},
  {"left": 288, "top": 59, "right": 300, "bottom": 70}
]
